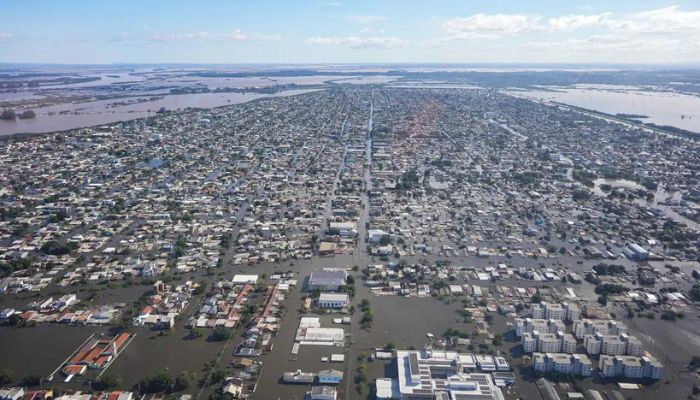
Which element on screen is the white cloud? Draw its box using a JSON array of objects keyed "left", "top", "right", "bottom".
[
  {"left": 149, "top": 30, "right": 279, "bottom": 43},
  {"left": 150, "top": 31, "right": 210, "bottom": 42},
  {"left": 348, "top": 15, "right": 387, "bottom": 24},
  {"left": 606, "top": 5, "right": 700, "bottom": 34},
  {"left": 308, "top": 35, "right": 408, "bottom": 49},
  {"left": 523, "top": 33, "right": 698, "bottom": 58},
  {"left": 519, "top": 6, "right": 700, "bottom": 59},
  {"left": 110, "top": 33, "right": 135, "bottom": 42},
  {"left": 441, "top": 6, "right": 700, "bottom": 37},
  {"left": 442, "top": 12, "right": 613, "bottom": 37},
  {"left": 0, "top": 32, "right": 14, "bottom": 41},
  {"left": 223, "top": 29, "right": 281, "bottom": 42},
  {"left": 547, "top": 14, "right": 609, "bottom": 32},
  {"left": 442, "top": 13, "right": 542, "bottom": 36},
  {"left": 436, "top": 5, "right": 700, "bottom": 62}
]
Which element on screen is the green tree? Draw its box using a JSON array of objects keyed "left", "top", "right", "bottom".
[
  {"left": 20, "top": 375, "right": 41, "bottom": 387},
  {"left": 493, "top": 333, "right": 503, "bottom": 346},
  {"left": 97, "top": 374, "right": 123, "bottom": 390},
  {"left": 190, "top": 328, "right": 204, "bottom": 339},
  {"left": 360, "top": 298, "right": 370, "bottom": 310},
  {"left": 211, "top": 327, "right": 232, "bottom": 342},
  {"left": 689, "top": 356, "right": 700, "bottom": 371},
  {"left": 690, "top": 284, "right": 700, "bottom": 302},
  {"left": 0, "top": 369, "right": 14, "bottom": 386},
  {"left": 141, "top": 372, "right": 174, "bottom": 393},
  {"left": 175, "top": 371, "right": 190, "bottom": 390}
]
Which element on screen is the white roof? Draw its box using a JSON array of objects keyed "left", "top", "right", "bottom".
[
  {"left": 232, "top": 274, "right": 259, "bottom": 284},
  {"left": 375, "top": 378, "right": 400, "bottom": 399},
  {"left": 303, "top": 327, "right": 345, "bottom": 342},
  {"left": 319, "top": 293, "right": 349, "bottom": 302}
]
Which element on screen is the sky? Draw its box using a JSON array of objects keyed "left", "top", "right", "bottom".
[{"left": 1, "top": 0, "right": 699, "bottom": 65}]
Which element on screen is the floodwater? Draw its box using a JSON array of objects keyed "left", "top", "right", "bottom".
[
  {"left": 330, "top": 76, "right": 401, "bottom": 85},
  {"left": 0, "top": 89, "right": 322, "bottom": 136},
  {"left": 390, "top": 82, "right": 481, "bottom": 89},
  {"left": 517, "top": 87, "right": 700, "bottom": 133},
  {"left": 166, "top": 75, "right": 353, "bottom": 88},
  {"left": 0, "top": 325, "right": 107, "bottom": 381},
  {"left": 41, "top": 73, "right": 148, "bottom": 89},
  {"left": 0, "top": 253, "right": 691, "bottom": 398},
  {"left": 592, "top": 178, "right": 699, "bottom": 230},
  {"left": 592, "top": 178, "right": 644, "bottom": 196}
]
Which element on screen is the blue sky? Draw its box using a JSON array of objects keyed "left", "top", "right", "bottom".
[{"left": 1, "top": 0, "right": 699, "bottom": 64}]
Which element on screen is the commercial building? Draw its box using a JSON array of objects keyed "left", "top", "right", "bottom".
[
  {"left": 533, "top": 353, "right": 592, "bottom": 377},
  {"left": 62, "top": 333, "right": 131, "bottom": 375},
  {"left": 295, "top": 317, "right": 345, "bottom": 344},
  {"left": 623, "top": 243, "right": 649, "bottom": 261},
  {"left": 232, "top": 274, "right": 259, "bottom": 285},
  {"left": 317, "top": 293, "right": 349, "bottom": 309},
  {"left": 308, "top": 269, "right": 347, "bottom": 291},
  {"left": 394, "top": 350, "right": 505, "bottom": 400},
  {"left": 375, "top": 378, "right": 401, "bottom": 399}
]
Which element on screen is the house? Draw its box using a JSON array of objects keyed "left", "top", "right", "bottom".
[
  {"left": 62, "top": 364, "right": 87, "bottom": 376},
  {"left": 306, "top": 386, "right": 337, "bottom": 400},
  {"left": 318, "top": 242, "right": 337, "bottom": 256},
  {"left": 368, "top": 229, "right": 389, "bottom": 243},
  {"left": 0, "top": 388, "right": 25, "bottom": 400},
  {"left": 317, "top": 293, "right": 349, "bottom": 309},
  {"left": 0, "top": 308, "right": 16, "bottom": 319},
  {"left": 141, "top": 262, "right": 157, "bottom": 277},
  {"left": 222, "top": 378, "right": 244, "bottom": 398},
  {"left": 22, "top": 390, "right": 53, "bottom": 400},
  {"left": 317, "top": 369, "right": 343, "bottom": 384},
  {"left": 283, "top": 370, "right": 316, "bottom": 384}
]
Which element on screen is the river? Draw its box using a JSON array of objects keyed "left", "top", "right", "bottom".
[
  {"left": 513, "top": 86, "right": 700, "bottom": 133},
  {"left": 0, "top": 89, "right": 322, "bottom": 136}
]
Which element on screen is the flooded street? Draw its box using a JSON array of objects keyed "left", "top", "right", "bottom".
[{"left": 0, "top": 325, "right": 106, "bottom": 381}]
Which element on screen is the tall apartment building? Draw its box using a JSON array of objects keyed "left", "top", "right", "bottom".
[
  {"left": 522, "top": 332, "right": 537, "bottom": 353},
  {"left": 533, "top": 353, "right": 592, "bottom": 377},
  {"left": 522, "top": 331, "right": 578, "bottom": 354},
  {"left": 583, "top": 333, "right": 643, "bottom": 356},
  {"left": 515, "top": 318, "right": 565, "bottom": 337},
  {"left": 531, "top": 302, "right": 580, "bottom": 322},
  {"left": 573, "top": 319, "right": 627, "bottom": 339},
  {"left": 599, "top": 355, "right": 663, "bottom": 380}
]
